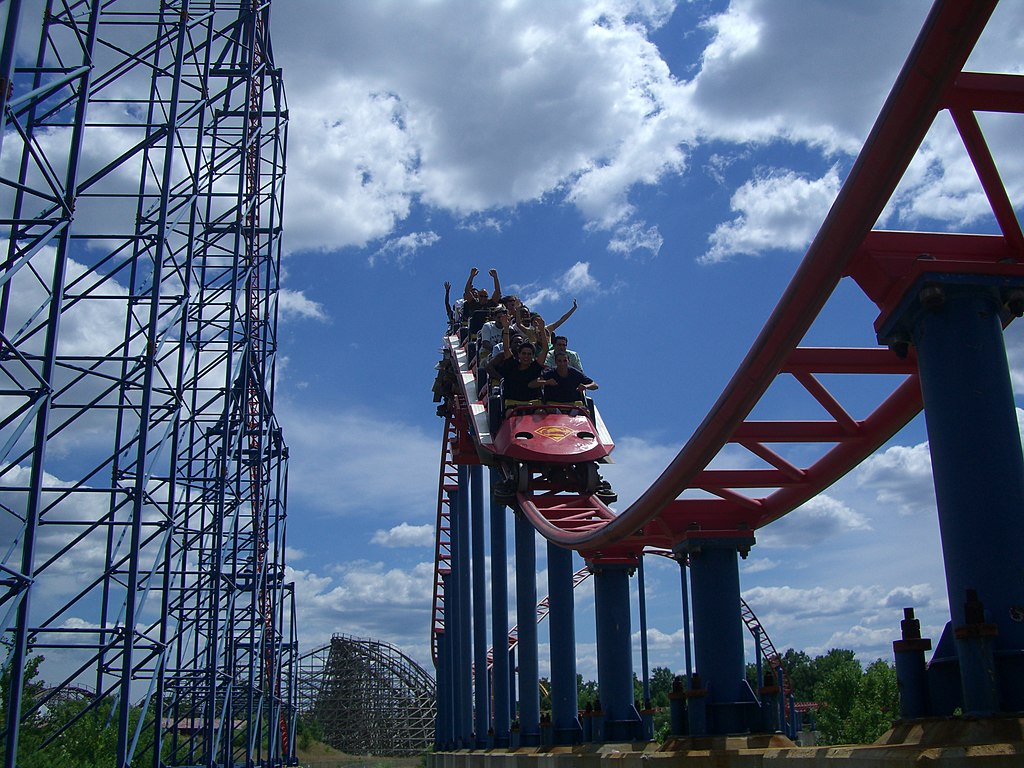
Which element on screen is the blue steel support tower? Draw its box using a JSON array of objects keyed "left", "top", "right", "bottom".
[
  {"left": 547, "top": 543, "right": 581, "bottom": 745},
  {"left": 470, "top": 464, "right": 489, "bottom": 745},
  {"left": 454, "top": 472, "right": 474, "bottom": 745},
  {"left": 490, "top": 468, "right": 511, "bottom": 747},
  {"left": 684, "top": 537, "right": 759, "bottom": 735},
  {"left": 514, "top": 511, "right": 541, "bottom": 745},
  {"left": 0, "top": 2, "right": 296, "bottom": 767},
  {"left": 592, "top": 562, "right": 641, "bottom": 741}
]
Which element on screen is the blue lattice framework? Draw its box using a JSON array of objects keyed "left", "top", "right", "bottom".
[{"left": 0, "top": 2, "right": 296, "bottom": 766}]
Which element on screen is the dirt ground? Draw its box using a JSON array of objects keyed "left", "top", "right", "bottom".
[{"left": 295, "top": 740, "right": 425, "bottom": 768}]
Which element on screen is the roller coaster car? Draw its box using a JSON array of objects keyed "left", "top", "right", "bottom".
[
  {"left": 491, "top": 402, "right": 616, "bottom": 501},
  {"left": 493, "top": 404, "right": 609, "bottom": 463}
]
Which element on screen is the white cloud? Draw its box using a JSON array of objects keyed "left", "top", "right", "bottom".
[
  {"left": 371, "top": 522, "right": 435, "bottom": 548},
  {"left": 279, "top": 404, "right": 438, "bottom": 518},
  {"left": 692, "top": 1, "right": 928, "bottom": 153},
  {"left": 700, "top": 166, "right": 841, "bottom": 263},
  {"left": 288, "top": 560, "right": 435, "bottom": 667},
  {"left": 806, "top": 624, "right": 902, "bottom": 663},
  {"left": 281, "top": 84, "right": 422, "bottom": 254},
  {"left": 369, "top": 230, "right": 441, "bottom": 266},
  {"left": 756, "top": 493, "right": 870, "bottom": 548},
  {"left": 521, "top": 286, "right": 561, "bottom": 308},
  {"left": 274, "top": 2, "right": 697, "bottom": 250},
  {"left": 881, "top": 583, "right": 933, "bottom": 610},
  {"left": 271, "top": 1, "right": 1024, "bottom": 261},
  {"left": 607, "top": 221, "right": 664, "bottom": 258},
  {"left": 561, "top": 261, "right": 600, "bottom": 294},
  {"left": 741, "top": 557, "right": 780, "bottom": 575},
  {"left": 856, "top": 442, "right": 935, "bottom": 516},
  {"left": 518, "top": 262, "right": 603, "bottom": 309},
  {"left": 744, "top": 584, "right": 872, "bottom": 618},
  {"left": 278, "top": 288, "right": 328, "bottom": 322}
]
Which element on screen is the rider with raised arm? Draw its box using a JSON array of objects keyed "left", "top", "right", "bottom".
[
  {"left": 493, "top": 317, "right": 549, "bottom": 416},
  {"left": 545, "top": 297, "right": 578, "bottom": 334}
]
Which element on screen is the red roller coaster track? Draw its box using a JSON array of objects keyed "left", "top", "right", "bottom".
[
  {"left": 432, "top": 0, "right": 1023, "bottom": 669},
  {"left": 507, "top": 0, "right": 1024, "bottom": 559}
]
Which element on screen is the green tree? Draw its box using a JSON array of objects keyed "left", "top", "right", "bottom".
[
  {"left": 777, "top": 647, "right": 858, "bottom": 704},
  {"left": 649, "top": 667, "right": 674, "bottom": 708},
  {"left": 845, "top": 660, "right": 899, "bottom": 744},
  {"left": 576, "top": 675, "right": 598, "bottom": 708},
  {"left": 813, "top": 648, "right": 858, "bottom": 684},
  {"left": 0, "top": 655, "right": 47, "bottom": 767},
  {"left": 779, "top": 648, "right": 815, "bottom": 700},
  {"left": 40, "top": 696, "right": 155, "bottom": 768},
  {"left": 297, "top": 711, "right": 325, "bottom": 750},
  {"left": 813, "top": 656, "right": 898, "bottom": 745},
  {"left": 813, "top": 653, "right": 862, "bottom": 744}
]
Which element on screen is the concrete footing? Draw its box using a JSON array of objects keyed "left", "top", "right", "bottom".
[{"left": 428, "top": 717, "right": 1024, "bottom": 768}]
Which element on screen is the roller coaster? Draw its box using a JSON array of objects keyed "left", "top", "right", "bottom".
[
  {"left": 297, "top": 634, "right": 436, "bottom": 756},
  {"left": 2, "top": 0, "right": 1023, "bottom": 765},
  {"left": 431, "top": 0, "right": 1024, "bottom": 753}
]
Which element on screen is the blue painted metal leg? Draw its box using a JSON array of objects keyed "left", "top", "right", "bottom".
[
  {"left": 446, "top": 489, "right": 466, "bottom": 749},
  {"left": 470, "top": 464, "right": 489, "bottom": 744},
  {"left": 593, "top": 562, "right": 641, "bottom": 741},
  {"left": 456, "top": 466, "right": 474, "bottom": 745},
  {"left": 679, "top": 559, "right": 693, "bottom": 682},
  {"left": 638, "top": 557, "right": 651, "bottom": 703},
  {"left": 509, "top": 646, "right": 517, "bottom": 727},
  {"left": 893, "top": 607, "right": 932, "bottom": 719},
  {"left": 637, "top": 557, "right": 653, "bottom": 739},
  {"left": 445, "top": 490, "right": 464, "bottom": 746},
  {"left": 515, "top": 512, "right": 540, "bottom": 745},
  {"left": 547, "top": 543, "right": 581, "bottom": 744},
  {"left": 897, "top": 282, "right": 1024, "bottom": 711},
  {"left": 436, "top": 622, "right": 451, "bottom": 749},
  {"left": 686, "top": 538, "right": 757, "bottom": 734},
  {"left": 490, "top": 469, "right": 510, "bottom": 747}
]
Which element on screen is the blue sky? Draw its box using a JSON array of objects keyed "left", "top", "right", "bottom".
[{"left": 268, "top": 1, "right": 1024, "bottom": 680}]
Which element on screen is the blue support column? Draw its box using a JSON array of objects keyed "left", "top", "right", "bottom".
[
  {"left": 515, "top": 512, "right": 540, "bottom": 745},
  {"left": 445, "top": 490, "right": 464, "bottom": 746},
  {"left": 638, "top": 557, "right": 651, "bottom": 704},
  {"left": 547, "top": 543, "right": 581, "bottom": 744},
  {"left": 436, "top": 625, "right": 451, "bottom": 750},
  {"left": 490, "top": 469, "right": 510, "bottom": 747},
  {"left": 881, "top": 279, "right": 1024, "bottom": 712},
  {"left": 679, "top": 559, "right": 693, "bottom": 682},
  {"left": 446, "top": 489, "right": 466, "bottom": 749},
  {"left": 509, "top": 646, "right": 517, "bottom": 725},
  {"left": 685, "top": 537, "right": 757, "bottom": 734},
  {"left": 470, "top": 465, "right": 489, "bottom": 744},
  {"left": 893, "top": 608, "right": 932, "bottom": 719},
  {"left": 678, "top": 557, "right": 701, "bottom": 733},
  {"left": 456, "top": 466, "right": 474, "bottom": 745},
  {"left": 637, "top": 557, "right": 654, "bottom": 740},
  {"left": 593, "top": 562, "right": 641, "bottom": 741}
]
